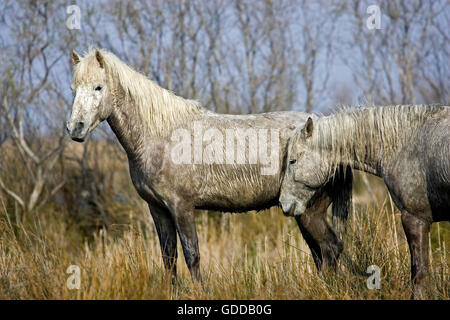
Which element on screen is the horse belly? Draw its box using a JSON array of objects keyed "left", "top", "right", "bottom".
[{"left": 196, "top": 166, "right": 281, "bottom": 212}]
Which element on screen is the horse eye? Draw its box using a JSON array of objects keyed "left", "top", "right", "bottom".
[
  {"left": 95, "top": 86, "right": 102, "bottom": 91},
  {"left": 289, "top": 159, "right": 297, "bottom": 165}
]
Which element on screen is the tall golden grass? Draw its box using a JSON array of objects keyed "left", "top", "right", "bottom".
[
  {"left": 0, "top": 142, "right": 448, "bottom": 299},
  {"left": 0, "top": 193, "right": 448, "bottom": 299}
]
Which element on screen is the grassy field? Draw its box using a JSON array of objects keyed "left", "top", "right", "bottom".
[
  {"left": 0, "top": 143, "right": 448, "bottom": 300},
  {"left": 0, "top": 189, "right": 448, "bottom": 299}
]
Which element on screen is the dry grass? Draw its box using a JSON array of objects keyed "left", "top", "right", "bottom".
[{"left": 0, "top": 190, "right": 448, "bottom": 299}]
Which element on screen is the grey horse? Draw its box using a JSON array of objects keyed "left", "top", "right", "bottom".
[
  {"left": 66, "top": 48, "right": 352, "bottom": 284},
  {"left": 279, "top": 105, "right": 449, "bottom": 299}
]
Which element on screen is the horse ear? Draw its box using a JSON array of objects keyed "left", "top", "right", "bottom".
[
  {"left": 72, "top": 50, "right": 80, "bottom": 65},
  {"left": 95, "top": 49, "right": 105, "bottom": 69},
  {"left": 303, "top": 117, "right": 314, "bottom": 139}
]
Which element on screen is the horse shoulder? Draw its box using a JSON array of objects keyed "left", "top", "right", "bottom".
[{"left": 383, "top": 139, "right": 429, "bottom": 215}]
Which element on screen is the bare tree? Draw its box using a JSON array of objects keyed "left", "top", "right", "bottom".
[
  {"left": 0, "top": 1, "right": 73, "bottom": 215},
  {"left": 342, "top": 0, "right": 448, "bottom": 105}
]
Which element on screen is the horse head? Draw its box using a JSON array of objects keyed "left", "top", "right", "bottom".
[
  {"left": 279, "top": 117, "right": 331, "bottom": 216},
  {"left": 67, "top": 49, "right": 113, "bottom": 142}
]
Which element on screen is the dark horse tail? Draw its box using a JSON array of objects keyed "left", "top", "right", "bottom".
[
  {"left": 330, "top": 164, "right": 353, "bottom": 223},
  {"left": 328, "top": 165, "right": 367, "bottom": 275}
]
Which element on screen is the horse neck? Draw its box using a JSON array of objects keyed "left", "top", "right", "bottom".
[
  {"left": 106, "top": 81, "right": 201, "bottom": 160},
  {"left": 107, "top": 92, "right": 146, "bottom": 160}
]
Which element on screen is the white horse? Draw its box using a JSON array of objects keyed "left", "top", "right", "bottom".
[{"left": 280, "top": 105, "right": 449, "bottom": 299}]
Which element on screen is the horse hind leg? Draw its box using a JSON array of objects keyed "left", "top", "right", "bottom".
[
  {"left": 401, "top": 210, "right": 431, "bottom": 299},
  {"left": 317, "top": 221, "right": 343, "bottom": 271},
  {"left": 295, "top": 216, "right": 323, "bottom": 270},
  {"left": 295, "top": 194, "right": 343, "bottom": 271}
]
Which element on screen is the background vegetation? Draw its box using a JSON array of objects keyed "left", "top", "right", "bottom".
[{"left": 0, "top": 0, "right": 448, "bottom": 299}]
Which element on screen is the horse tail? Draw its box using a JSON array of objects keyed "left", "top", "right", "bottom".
[
  {"left": 329, "top": 165, "right": 358, "bottom": 273},
  {"left": 330, "top": 164, "right": 353, "bottom": 223}
]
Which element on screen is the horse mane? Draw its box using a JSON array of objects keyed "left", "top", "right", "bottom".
[
  {"left": 73, "top": 48, "right": 203, "bottom": 136},
  {"left": 310, "top": 105, "right": 446, "bottom": 174}
]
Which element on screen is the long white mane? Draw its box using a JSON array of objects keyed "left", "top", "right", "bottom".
[
  {"left": 308, "top": 105, "right": 446, "bottom": 173},
  {"left": 73, "top": 48, "right": 203, "bottom": 136}
]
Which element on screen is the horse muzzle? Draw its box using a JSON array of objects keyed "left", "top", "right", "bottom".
[
  {"left": 66, "top": 120, "right": 88, "bottom": 142},
  {"left": 279, "top": 196, "right": 306, "bottom": 216},
  {"left": 279, "top": 200, "right": 294, "bottom": 216},
  {"left": 279, "top": 194, "right": 298, "bottom": 216}
]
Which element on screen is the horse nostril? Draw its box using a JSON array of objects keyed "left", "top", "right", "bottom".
[{"left": 76, "top": 121, "right": 85, "bottom": 129}]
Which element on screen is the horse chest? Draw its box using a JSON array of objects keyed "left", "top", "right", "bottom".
[{"left": 128, "top": 160, "right": 165, "bottom": 206}]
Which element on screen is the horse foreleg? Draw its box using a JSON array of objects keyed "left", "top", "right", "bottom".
[
  {"left": 401, "top": 210, "right": 431, "bottom": 300},
  {"left": 149, "top": 204, "right": 178, "bottom": 283},
  {"left": 173, "top": 207, "right": 202, "bottom": 285}
]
